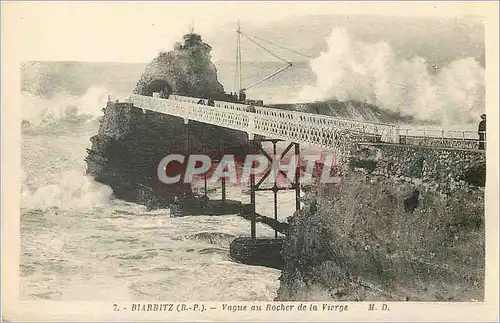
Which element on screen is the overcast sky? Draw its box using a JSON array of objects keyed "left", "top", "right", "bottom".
[{"left": 6, "top": 1, "right": 489, "bottom": 63}]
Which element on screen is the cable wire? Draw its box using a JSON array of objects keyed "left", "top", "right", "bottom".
[
  {"left": 239, "top": 32, "right": 289, "bottom": 63},
  {"left": 246, "top": 33, "right": 315, "bottom": 59}
]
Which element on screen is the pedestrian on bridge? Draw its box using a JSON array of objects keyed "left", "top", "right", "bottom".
[
  {"left": 478, "top": 114, "right": 486, "bottom": 150},
  {"left": 239, "top": 88, "right": 246, "bottom": 102}
]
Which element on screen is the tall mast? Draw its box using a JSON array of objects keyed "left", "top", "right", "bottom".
[
  {"left": 234, "top": 21, "right": 308, "bottom": 94},
  {"left": 234, "top": 22, "right": 238, "bottom": 93},
  {"left": 237, "top": 20, "right": 243, "bottom": 93}
]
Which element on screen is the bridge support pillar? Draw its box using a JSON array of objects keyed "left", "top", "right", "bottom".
[
  {"left": 250, "top": 139, "right": 257, "bottom": 240},
  {"left": 294, "top": 143, "right": 301, "bottom": 212},
  {"left": 248, "top": 139, "right": 301, "bottom": 240},
  {"left": 204, "top": 172, "right": 208, "bottom": 199},
  {"left": 221, "top": 137, "right": 226, "bottom": 203},
  {"left": 184, "top": 120, "right": 190, "bottom": 153},
  {"left": 181, "top": 119, "right": 190, "bottom": 185},
  {"left": 272, "top": 142, "right": 279, "bottom": 239}
]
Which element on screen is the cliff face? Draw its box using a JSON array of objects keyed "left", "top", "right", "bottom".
[
  {"left": 277, "top": 144, "right": 485, "bottom": 301},
  {"left": 86, "top": 103, "right": 193, "bottom": 209},
  {"left": 85, "top": 34, "right": 251, "bottom": 210}
]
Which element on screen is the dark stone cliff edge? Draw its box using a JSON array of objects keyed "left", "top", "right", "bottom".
[{"left": 277, "top": 144, "right": 485, "bottom": 301}]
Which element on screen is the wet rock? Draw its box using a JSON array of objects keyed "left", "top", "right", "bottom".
[
  {"left": 230, "top": 237, "right": 285, "bottom": 270},
  {"left": 134, "top": 33, "right": 228, "bottom": 101},
  {"left": 403, "top": 187, "right": 420, "bottom": 213},
  {"left": 85, "top": 34, "right": 253, "bottom": 209},
  {"left": 277, "top": 144, "right": 485, "bottom": 302}
]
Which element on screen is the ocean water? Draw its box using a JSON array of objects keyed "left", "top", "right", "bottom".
[
  {"left": 21, "top": 190, "right": 291, "bottom": 301},
  {"left": 20, "top": 96, "right": 302, "bottom": 300}
]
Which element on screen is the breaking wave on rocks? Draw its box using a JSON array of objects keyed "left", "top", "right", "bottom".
[
  {"left": 21, "top": 86, "right": 110, "bottom": 130},
  {"left": 298, "top": 27, "right": 485, "bottom": 126},
  {"left": 20, "top": 81, "right": 283, "bottom": 300},
  {"left": 21, "top": 87, "right": 116, "bottom": 212},
  {"left": 21, "top": 169, "right": 113, "bottom": 212}
]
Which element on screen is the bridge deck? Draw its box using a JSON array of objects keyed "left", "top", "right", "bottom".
[{"left": 127, "top": 94, "right": 482, "bottom": 150}]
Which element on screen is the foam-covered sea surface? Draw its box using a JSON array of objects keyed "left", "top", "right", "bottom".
[
  {"left": 21, "top": 123, "right": 306, "bottom": 300},
  {"left": 21, "top": 111, "right": 306, "bottom": 301}
]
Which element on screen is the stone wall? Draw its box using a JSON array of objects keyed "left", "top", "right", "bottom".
[
  {"left": 400, "top": 136, "right": 480, "bottom": 150},
  {"left": 349, "top": 143, "right": 486, "bottom": 190},
  {"left": 277, "top": 143, "right": 485, "bottom": 301}
]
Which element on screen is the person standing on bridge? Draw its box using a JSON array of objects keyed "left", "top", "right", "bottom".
[
  {"left": 159, "top": 89, "right": 168, "bottom": 99},
  {"left": 239, "top": 88, "right": 246, "bottom": 102},
  {"left": 478, "top": 114, "right": 486, "bottom": 150}
]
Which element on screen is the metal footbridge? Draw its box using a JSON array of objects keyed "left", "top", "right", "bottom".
[
  {"left": 123, "top": 93, "right": 485, "bottom": 241},
  {"left": 127, "top": 94, "right": 482, "bottom": 151}
]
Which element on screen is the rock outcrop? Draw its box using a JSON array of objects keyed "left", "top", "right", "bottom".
[
  {"left": 230, "top": 237, "right": 285, "bottom": 270},
  {"left": 85, "top": 33, "right": 252, "bottom": 211},
  {"left": 276, "top": 144, "right": 485, "bottom": 301},
  {"left": 134, "top": 33, "right": 228, "bottom": 101}
]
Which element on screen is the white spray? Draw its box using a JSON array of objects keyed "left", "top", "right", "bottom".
[
  {"left": 21, "top": 87, "right": 116, "bottom": 211},
  {"left": 21, "top": 86, "right": 112, "bottom": 128},
  {"left": 298, "top": 27, "right": 485, "bottom": 126}
]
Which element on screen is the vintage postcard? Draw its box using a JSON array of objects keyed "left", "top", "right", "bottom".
[{"left": 2, "top": 1, "right": 499, "bottom": 321}]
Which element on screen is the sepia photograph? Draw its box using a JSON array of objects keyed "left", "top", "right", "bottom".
[{"left": 2, "top": 1, "right": 499, "bottom": 321}]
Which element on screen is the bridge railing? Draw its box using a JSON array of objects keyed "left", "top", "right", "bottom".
[
  {"left": 131, "top": 95, "right": 396, "bottom": 147},
  {"left": 169, "top": 95, "right": 200, "bottom": 105},
  {"left": 397, "top": 127, "right": 478, "bottom": 140},
  {"left": 168, "top": 94, "right": 399, "bottom": 138},
  {"left": 131, "top": 94, "right": 251, "bottom": 131},
  {"left": 170, "top": 94, "right": 254, "bottom": 112},
  {"left": 214, "top": 101, "right": 250, "bottom": 112},
  {"left": 167, "top": 95, "right": 478, "bottom": 137},
  {"left": 128, "top": 94, "right": 483, "bottom": 150}
]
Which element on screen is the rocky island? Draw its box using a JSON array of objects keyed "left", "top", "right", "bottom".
[{"left": 85, "top": 33, "right": 253, "bottom": 211}]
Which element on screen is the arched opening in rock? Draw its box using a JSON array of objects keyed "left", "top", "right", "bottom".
[{"left": 145, "top": 79, "right": 173, "bottom": 97}]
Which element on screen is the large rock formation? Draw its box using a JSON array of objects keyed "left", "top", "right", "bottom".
[
  {"left": 85, "top": 33, "right": 252, "bottom": 211},
  {"left": 134, "top": 33, "right": 228, "bottom": 101},
  {"left": 276, "top": 144, "right": 485, "bottom": 301}
]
